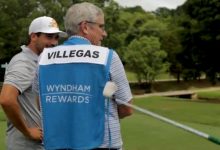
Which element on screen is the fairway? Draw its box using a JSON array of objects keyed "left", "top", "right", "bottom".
[
  {"left": 121, "top": 96, "right": 220, "bottom": 150},
  {"left": 1, "top": 96, "right": 220, "bottom": 149},
  {"left": 0, "top": 107, "right": 6, "bottom": 150}
]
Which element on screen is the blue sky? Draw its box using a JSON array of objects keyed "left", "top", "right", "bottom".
[{"left": 114, "top": 0, "right": 187, "bottom": 11}]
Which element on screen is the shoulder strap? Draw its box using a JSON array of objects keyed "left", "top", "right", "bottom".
[{"left": 106, "top": 49, "right": 113, "bottom": 80}]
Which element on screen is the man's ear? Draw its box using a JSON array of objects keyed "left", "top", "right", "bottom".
[
  {"left": 30, "top": 33, "right": 39, "bottom": 42},
  {"left": 79, "top": 21, "right": 89, "bottom": 35}
]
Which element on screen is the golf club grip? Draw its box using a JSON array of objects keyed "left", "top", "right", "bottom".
[{"left": 208, "top": 136, "right": 220, "bottom": 145}]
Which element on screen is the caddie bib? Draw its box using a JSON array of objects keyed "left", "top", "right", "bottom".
[{"left": 39, "top": 44, "right": 113, "bottom": 149}]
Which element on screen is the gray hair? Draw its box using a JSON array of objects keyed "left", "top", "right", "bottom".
[{"left": 64, "top": 2, "right": 104, "bottom": 36}]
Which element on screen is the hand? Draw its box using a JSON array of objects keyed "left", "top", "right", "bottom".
[{"left": 26, "top": 127, "right": 43, "bottom": 141}]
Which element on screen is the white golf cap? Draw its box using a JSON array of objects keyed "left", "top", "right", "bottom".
[{"left": 29, "top": 16, "right": 67, "bottom": 37}]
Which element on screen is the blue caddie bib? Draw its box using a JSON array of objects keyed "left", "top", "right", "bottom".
[{"left": 39, "top": 44, "right": 113, "bottom": 149}]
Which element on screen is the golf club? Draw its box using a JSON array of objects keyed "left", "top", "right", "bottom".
[{"left": 103, "top": 81, "right": 220, "bottom": 145}]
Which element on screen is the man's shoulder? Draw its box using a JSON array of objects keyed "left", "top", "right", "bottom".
[
  {"left": 9, "top": 51, "right": 24, "bottom": 62},
  {"left": 44, "top": 45, "right": 113, "bottom": 53},
  {"left": 10, "top": 51, "right": 31, "bottom": 63}
]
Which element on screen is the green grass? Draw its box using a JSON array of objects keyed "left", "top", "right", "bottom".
[
  {"left": 1, "top": 96, "right": 220, "bottom": 150},
  {"left": 121, "top": 96, "right": 220, "bottom": 150},
  {"left": 197, "top": 90, "right": 220, "bottom": 100},
  {"left": 0, "top": 121, "right": 6, "bottom": 150},
  {"left": 0, "top": 107, "right": 6, "bottom": 150}
]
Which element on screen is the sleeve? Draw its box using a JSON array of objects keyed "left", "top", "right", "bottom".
[
  {"left": 4, "top": 57, "right": 36, "bottom": 93},
  {"left": 110, "top": 51, "right": 133, "bottom": 103}
]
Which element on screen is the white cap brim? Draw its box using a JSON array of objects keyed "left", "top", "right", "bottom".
[{"left": 39, "top": 29, "right": 67, "bottom": 38}]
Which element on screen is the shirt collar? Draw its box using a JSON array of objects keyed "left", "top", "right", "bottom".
[
  {"left": 20, "top": 45, "right": 38, "bottom": 62},
  {"left": 63, "top": 35, "right": 91, "bottom": 45}
]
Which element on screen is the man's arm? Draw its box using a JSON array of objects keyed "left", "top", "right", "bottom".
[
  {"left": 110, "top": 51, "right": 133, "bottom": 119},
  {"left": 35, "top": 96, "right": 41, "bottom": 111},
  {"left": 0, "top": 84, "right": 42, "bottom": 141},
  {"left": 117, "top": 100, "right": 133, "bottom": 119}
]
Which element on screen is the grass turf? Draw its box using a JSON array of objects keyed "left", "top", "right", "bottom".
[
  {"left": 0, "top": 107, "right": 6, "bottom": 150},
  {"left": 197, "top": 90, "right": 220, "bottom": 101},
  {"left": 121, "top": 96, "right": 220, "bottom": 150},
  {"left": 1, "top": 96, "right": 220, "bottom": 149}
]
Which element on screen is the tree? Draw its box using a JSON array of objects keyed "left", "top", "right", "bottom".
[
  {"left": 155, "top": 7, "right": 183, "bottom": 82},
  {"left": 0, "top": 0, "right": 69, "bottom": 60},
  {"left": 102, "top": 0, "right": 127, "bottom": 58},
  {"left": 125, "top": 36, "right": 169, "bottom": 90},
  {"left": 177, "top": 0, "right": 220, "bottom": 83},
  {"left": 0, "top": 0, "right": 110, "bottom": 60}
]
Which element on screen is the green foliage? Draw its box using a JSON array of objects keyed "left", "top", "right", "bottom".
[
  {"left": 103, "top": 0, "right": 127, "bottom": 57},
  {"left": 176, "top": 0, "right": 220, "bottom": 82},
  {"left": 125, "top": 36, "right": 169, "bottom": 83},
  {"left": 0, "top": 0, "right": 181, "bottom": 80},
  {"left": 0, "top": 0, "right": 108, "bottom": 60},
  {"left": 123, "top": 12, "right": 157, "bottom": 45},
  {"left": 1, "top": 0, "right": 220, "bottom": 85}
]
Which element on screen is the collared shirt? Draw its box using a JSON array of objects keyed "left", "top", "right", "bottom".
[
  {"left": 33, "top": 36, "right": 132, "bottom": 149},
  {"left": 4, "top": 45, "right": 43, "bottom": 150}
]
